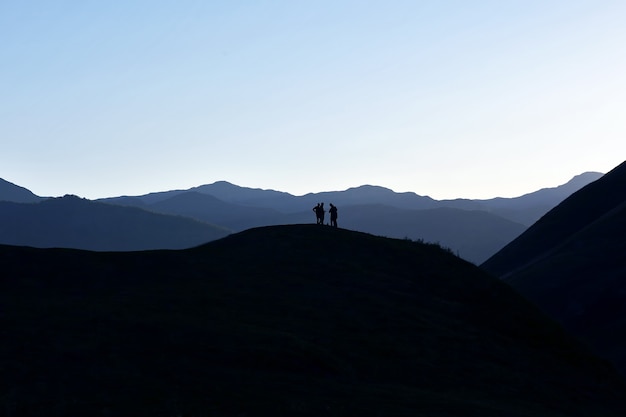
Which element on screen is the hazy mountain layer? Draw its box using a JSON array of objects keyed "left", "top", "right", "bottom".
[
  {"left": 149, "top": 191, "right": 286, "bottom": 231},
  {"left": 99, "top": 172, "right": 602, "bottom": 225},
  {"left": 2, "top": 225, "right": 626, "bottom": 416},
  {"left": 330, "top": 204, "right": 526, "bottom": 264},
  {"left": 441, "top": 171, "right": 603, "bottom": 225},
  {"left": 0, "top": 195, "right": 230, "bottom": 250}
]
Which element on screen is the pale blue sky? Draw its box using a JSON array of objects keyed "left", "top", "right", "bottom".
[{"left": 2, "top": 1, "right": 625, "bottom": 199}]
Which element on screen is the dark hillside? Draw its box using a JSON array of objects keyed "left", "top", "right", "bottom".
[
  {"left": 2, "top": 225, "right": 626, "bottom": 416},
  {"left": 482, "top": 161, "right": 625, "bottom": 277},
  {"left": 489, "top": 200, "right": 626, "bottom": 374},
  {"left": 480, "top": 161, "right": 626, "bottom": 375}
]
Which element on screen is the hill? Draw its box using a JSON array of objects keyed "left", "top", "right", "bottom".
[
  {"left": 481, "top": 160, "right": 626, "bottom": 374},
  {"left": 2, "top": 224, "right": 626, "bottom": 416},
  {"left": 0, "top": 195, "right": 230, "bottom": 250}
]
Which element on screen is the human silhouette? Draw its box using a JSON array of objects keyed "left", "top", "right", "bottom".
[
  {"left": 329, "top": 203, "right": 338, "bottom": 227},
  {"left": 318, "top": 202, "right": 325, "bottom": 225},
  {"left": 312, "top": 203, "right": 322, "bottom": 224}
]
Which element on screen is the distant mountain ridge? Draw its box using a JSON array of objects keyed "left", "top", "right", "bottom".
[
  {"left": 96, "top": 173, "right": 601, "bottom": 262},
  {"left": 0, "top": 172, "right": 603, "bottom": 261},
  {"left": 438, "top": 171, "right": 604, "bottom": 225},
  {"left": 0, "top": 195, "right": 230, "bottom": 251},
  {"left": 149, "top": 191, "right": 284, "bottom": 232},
  {"left": 99, "top": 172, "right": 602, "bottom": 226}
]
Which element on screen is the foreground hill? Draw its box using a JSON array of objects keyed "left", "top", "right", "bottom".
[
  {"left": 0, "top": 195, "right": 230, "bottom": 250},
  {"left": 2, "top": 225, "right": 626, "bottom": 416},
  {"left": 482, "top": 160, "right": 626, "bottom": 374}
]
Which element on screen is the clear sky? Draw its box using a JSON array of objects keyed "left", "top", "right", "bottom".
[{"left": 2, "top": 1, "right": 625, "bottom": 200}]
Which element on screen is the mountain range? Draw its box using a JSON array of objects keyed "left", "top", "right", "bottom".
[
  {"left": 0, "top": 172, "right": 602, "bottom": 263},
  {"left": 3, "top": 163, "right": 626, "bottom": 415},
  {"left": 482, "top": 160, "right": 626, "bottom": 375},
  {"left": 99, "top": 171, "right": 602, "bottom": 227},
  {"left": 3, "top": 224, "right": 626, "bottom": 416}
]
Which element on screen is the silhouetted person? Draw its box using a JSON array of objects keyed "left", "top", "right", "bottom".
[
  {"left": 329, "top": 203, "right": 338, "bottom": 227},
  {"left": 313, "top": 203, "right": 322, "bottom": 224},
  {"left": 318, "top": 202, "right": 325, "bottom": 225}
]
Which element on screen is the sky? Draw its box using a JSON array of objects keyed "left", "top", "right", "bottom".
[{"left": 2, "top": 1, "right": 625, "bottom": 200}]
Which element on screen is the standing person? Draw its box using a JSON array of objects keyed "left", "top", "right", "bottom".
[
  {"left": 318, "top": 203, "right": 325, "bottom": 225},
  {"left": 329, "top": 203, "right": 338, "bottom": 228},
  {"left": 313, "top": 203, "right": 321, "bottom": 224}
]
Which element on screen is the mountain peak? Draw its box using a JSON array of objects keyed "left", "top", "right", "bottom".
[
  {"left": 344, "top": 184, "right": 395, "bottom": 194},
  {"left": 0, "top": 178, "right": 42, "bottom": 203},
  {"left": 567, "top": 171, "right": 603, "bottom": 186}
]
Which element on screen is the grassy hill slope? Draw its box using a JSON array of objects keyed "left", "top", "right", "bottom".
[
  {"left": 480, "top": 161, "right": 626, "bottom": 375},
  {"left": 2, "top": 225, "right": 625, "bottom": 416},
  {"left": 486, "top": 199, "right": 626, "bottom": 375}
]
